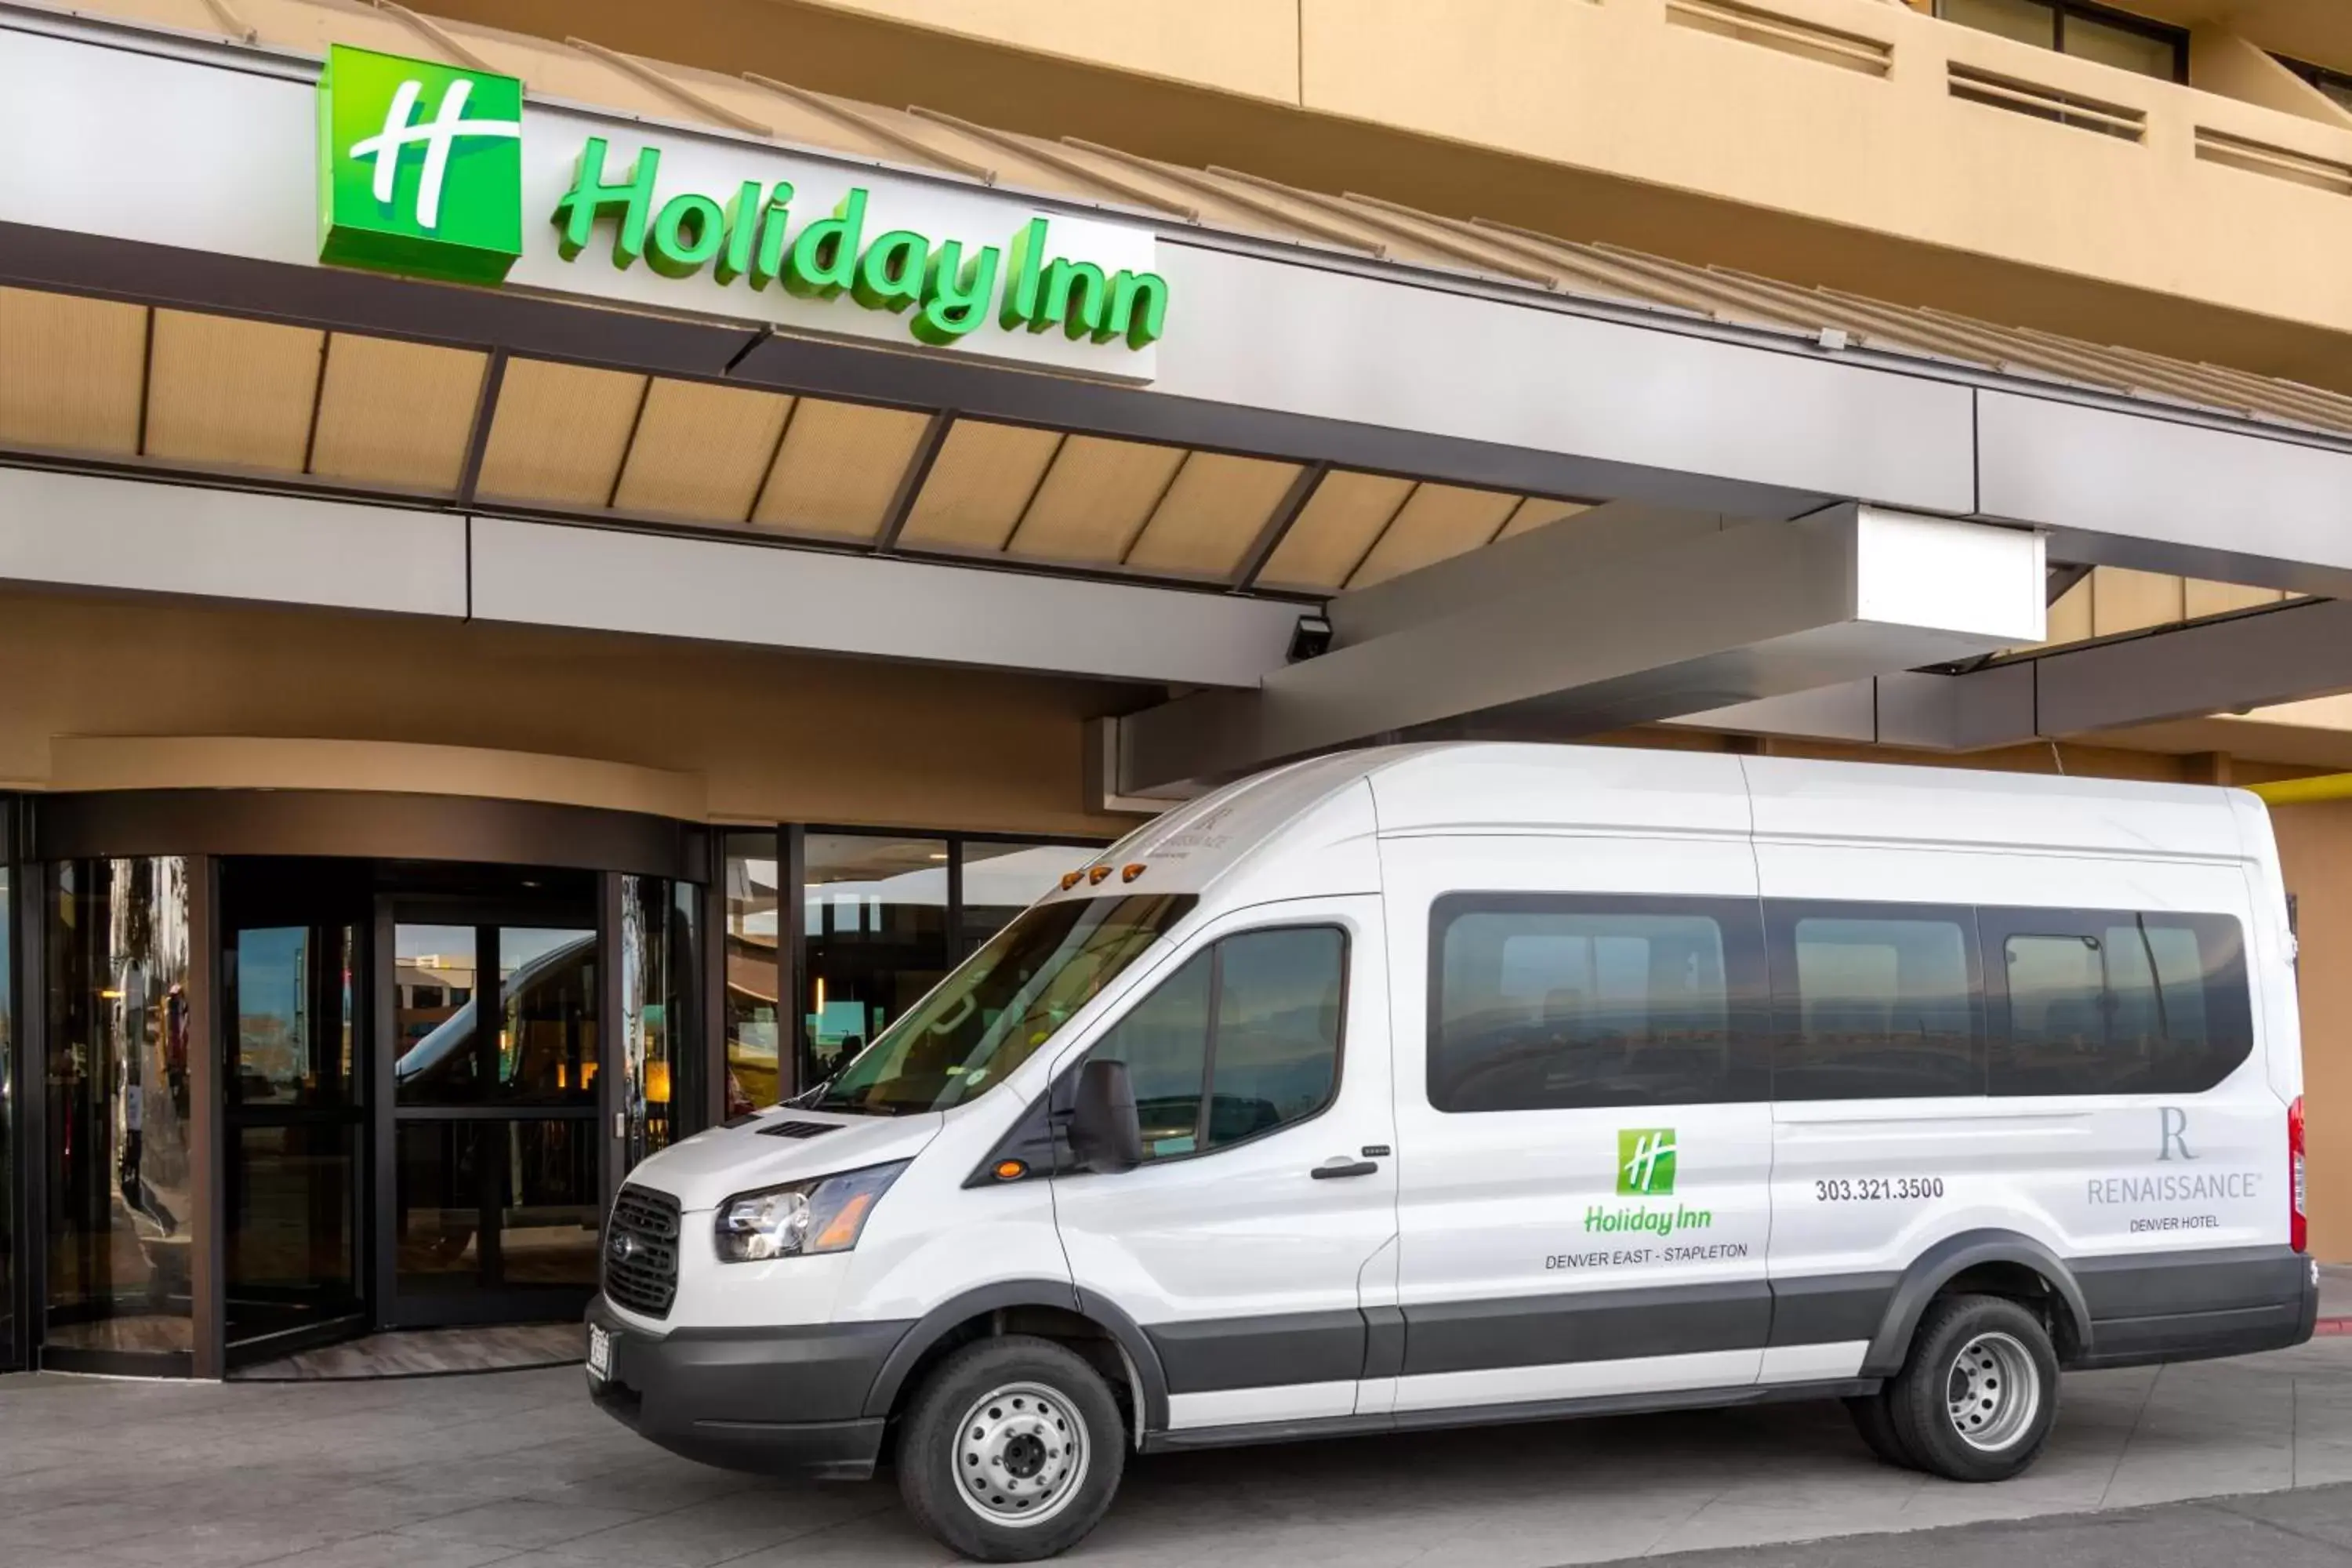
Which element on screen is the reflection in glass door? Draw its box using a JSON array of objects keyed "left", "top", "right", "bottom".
[
  {"left": 619, "top": 877, "right": 699, "bottom": 1182},
  {"left": 223, "top": 917, "right": 363, "bottom": 1355},
  {"left": 45, "top": 858, "right": 197, "bottom": 1370},
  {"left": 387, "top": 916, "right": 602, "bottom": 1324},
  {"left": 0, "top": 866, "right": 13, "bottom": 1371}
]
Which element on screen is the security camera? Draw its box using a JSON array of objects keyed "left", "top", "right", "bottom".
[{"left": 1288, "top": 612, "right": 1333, "bottom": 663}]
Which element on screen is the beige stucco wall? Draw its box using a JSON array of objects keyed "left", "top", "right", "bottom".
[
  {"left": 2270, "top": 800, "right": 2352, "bottom": 1261},
  {"left": 786, "top": 0, "right": 1301, "bottom": 102},
  {"left": 0, "top": 589, "right": 1137, "bottom": 837},
  {"left": 420, "top": 0, "right": 2352, "bottom": 392}
]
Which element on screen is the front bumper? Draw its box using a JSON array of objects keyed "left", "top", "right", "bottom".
[{"left": 586, "top": 1296, "right": 914, "bottom": 1480}]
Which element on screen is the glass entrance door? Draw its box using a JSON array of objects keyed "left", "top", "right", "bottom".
[
  {"left": 384, "top": 907, "right": 603, "bottom": 1325},
  {"left": 219, "top": 858, "right": 368, "bottom": 1366},
  {"left": 223, "top": 921, "right": 364, "bottom": 1353}
]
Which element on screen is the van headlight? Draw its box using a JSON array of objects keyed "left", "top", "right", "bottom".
[{"left": 713, "top": 1162, "right": 908, "bottom": 1263}]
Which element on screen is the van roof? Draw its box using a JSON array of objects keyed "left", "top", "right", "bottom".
[{"left": 1090, "top": 743, "right": 2254, "bottom": 898}]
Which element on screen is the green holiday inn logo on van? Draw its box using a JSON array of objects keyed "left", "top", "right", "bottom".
[
  {"left": 1588, "top": 1128, "right": 1710, "bottom": 1236},
  {"left": 315, "top": 45, "right": 1168, "bottom": 352},
  {"left": 1617, "top": 1128, "right": 1677, "bottom": 1196},
  {"left": 318, "top": 45, "right": 525, "bottom": 285}
]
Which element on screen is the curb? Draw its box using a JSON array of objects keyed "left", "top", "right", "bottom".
[{"left": 2317, "top": 1318, "right": 2352, "bottom": 1336}]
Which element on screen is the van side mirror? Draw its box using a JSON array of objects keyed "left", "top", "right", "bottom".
[{"left": 1067, "top": 1059, "right": 1145, "bottom": 1174}]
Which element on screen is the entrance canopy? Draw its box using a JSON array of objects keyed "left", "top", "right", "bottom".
[{"left": 5, "top": 1, "right": 2352, "bottom": 788}]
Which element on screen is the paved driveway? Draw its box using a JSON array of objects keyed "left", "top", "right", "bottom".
[{"left": 9, "top": 1338, "right": 2352, "bottom": 1568}]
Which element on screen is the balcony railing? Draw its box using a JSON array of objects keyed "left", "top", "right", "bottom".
[
  {"left": 1664, "top": 0, "right": 1894, "bottom": 77},
  {"left": 1947, "top": 61, "right": 2147, "bottom": 141}
]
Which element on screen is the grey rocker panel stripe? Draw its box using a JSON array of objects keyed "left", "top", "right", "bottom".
[
  {"left": 1144, "top": 1276, "right": 1895, "bottom": 1393},
  {"left": 1139, "top": 1244, "right": 2312, "bottom": 1395}
]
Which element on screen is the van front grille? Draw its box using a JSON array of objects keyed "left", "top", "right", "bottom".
[{"left": 604, "top": 1185, "right": 681, "bottom": 1319}]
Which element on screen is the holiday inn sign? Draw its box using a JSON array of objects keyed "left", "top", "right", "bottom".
[{"left": 315, "top": 44, "right": 1167, "bottom": 377}]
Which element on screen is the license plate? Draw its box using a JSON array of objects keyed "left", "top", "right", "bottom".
[{"left": 587, "top": 1324, "right": 615, "bottom": 1382}]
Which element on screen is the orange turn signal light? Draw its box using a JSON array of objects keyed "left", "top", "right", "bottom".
[
  {"left": 814, "top": 1192, "right": 877, "bottom": 1250},
  {"left": 1088, "top": 865, "right": 1113, "bottom": 884},
  {"left": 1121, "top": 863, "right": 1147, "bottom": 883},
  {"left": 1059, "top": 870, "right": 1085, "bottom": 891},
  {"left": 993, "top": 1159, "right": 1029, "bottom": 1181}
]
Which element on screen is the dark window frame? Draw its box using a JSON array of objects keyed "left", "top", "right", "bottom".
[
  {"left": 1979, "top": 905, "right": 2253, "bottom": 1097},
  {"left": 1067, "top": 920, "right": 1352, "bottom": 1169},
  {"left": 1936, "top": 0, "right": 2190, "bottom": 84},
  {"left": 1426, "top": 891, "right": 1771, "bottom": 1115},
  {"left": 1764, "top": 898, "right": 1989, "bottom": 1102},
  {"left": 2278, "top": 53, "right": 2352, "bottom": 111}
]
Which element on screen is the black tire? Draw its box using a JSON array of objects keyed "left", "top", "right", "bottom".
[
  {"left": 1845, "top": 1389, "right": 1918, "bottom": 1470},
  {"left": 1885, "top": 1294, "right": 2059, "bottom": 1483},
  {"left": 897, "top": 1335, "right": 1127, "bottom": 1562}
]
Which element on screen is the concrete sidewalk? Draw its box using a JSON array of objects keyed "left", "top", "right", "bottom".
[
  {"left": 2319, "top": 1264, "right": 2352, "bottom": 1330},
  {"left": 12, "top": 1338, "right": 2352, "bottom": 1567},
  {"left": 1642, "top": 1483, "right": 2352, "bottom": 1568}
]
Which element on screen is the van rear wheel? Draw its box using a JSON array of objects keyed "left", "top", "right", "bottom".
[
  {"left": 898, "top": 1335, "right": 1125, "bottom": 1562},
  {"left": 1885, "top": 1294, "right": 2059, "bottom": 1483}
]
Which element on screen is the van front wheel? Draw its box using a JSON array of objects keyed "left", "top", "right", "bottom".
[
  {"left": 1885, "top": 1294, "right": 2059, "bottom": 1483},
  {"left": 898, "top": 1335, "right": 1126, "bottom": 1562}
]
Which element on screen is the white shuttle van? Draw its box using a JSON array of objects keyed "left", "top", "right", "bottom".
[{"left": 586, "top": 744, "right": 2317, "bottom": 1561}]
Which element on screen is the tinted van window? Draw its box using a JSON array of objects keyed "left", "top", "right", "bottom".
[
  {"left": 1430, "top": 895, "right": 1766, "bottom": 1112},
  {"left": 1086, "top": 926, "right": 1345, "bottom": 1160},
  {"left": 1087, "top": 950, "right": 1211, "bottom": 1159},
  {"left": 1984, "top": 909, "right": 2250, "bottom": 1096},
  {"left": 1768, "top": 903, "right": 1984, "bottom": 1100},
  {"left": 1207, "top": 927, "right": 1345, "bottom": 1149}
]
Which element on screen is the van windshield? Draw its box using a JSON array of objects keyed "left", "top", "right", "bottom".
[{"left": 809, "top": 892, "right": 1197, "bottom": 1116}]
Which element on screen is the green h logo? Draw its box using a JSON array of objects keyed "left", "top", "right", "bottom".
[
  {"left": 318, "top": 44, "right": 524, "bottom": 285},
  {"left": 1617, "top": 1128, "right": 1677, "bottom": 1196}
]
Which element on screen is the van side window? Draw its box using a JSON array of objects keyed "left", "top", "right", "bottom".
[
  {"left": 1983, "top": 909, "right": 2251, "bottom": 1096},
  {"left": 1766, "top": 903, "right": 1984, "bottom": 1100},
  {"left": 1085, "top": 927, "right": 1346, "bottom": 1160},
  {"left": 1088, "top": 950, "right": 1212, "bottom": 1158},
  {"left": 1428, "top": 895, "right": 1767, "bottom": 1112}
]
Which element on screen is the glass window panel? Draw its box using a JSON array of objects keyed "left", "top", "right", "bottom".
[
  {"left": 394, "top": 924, "right": 479, "bottom": 1105},
  {"left": 1776, "top": 908, "right": 1982, "bottom": 1100},
  {"left": 1089, "top": 950, "right": 1211, "bottom": 1160},
  {"left": 45, "top": 858, "right": 197, "bottom": 1360},
  {"left": 667, "top": 878, "right": 701, "bottom": 1145},
  {"left": 1940, "top": 0, "right": 2056, "bottom": 47},
  {"left": 621, "top": 878, "right": 697, "bottom": 1164},
  {"left": 496, "top": 1118, "right": 601, "bottom": 1287},
  {"left": 959, "top": 840, "right": 1102, "bottom": 952},
  {"left": 394, "top": 1120, "right": 484, "bottom": 1294},
  {"left": 0, "top": 867, "right": 13, "bottom": 1367},
  {"left": 2063, "top": 11, "right": 2180, "bottom": 78},
  {"left": 1991, "top": 912, "right": 2249, "bottom": 1095},
  {"left": 1207, "top": 928, "right": 1343, "bottom": 1149},
  {"left": 1434, "top": 902, "right": 1747, "bottom": 1112},
  {"left": 803, "top": 833, "right": 949, "bottom": 1086},
  {"left": 230, "top": 925, "right": 356, "bottom": 1107},
  {"left": 498, "top": 927, "right": 597, "bottom": 1105},
  {"left": 226, "top": 1123, "right": 357, "bottom": 1341},
  {"left": 814, "top": 893, "right": 1195, "bottom": 1116},
  {"left": 2003, "top": 933, "right": 2105, "bottom": 1087},
  {"left": 725, "top": 830, "right": 780, "bottom": 1117}
]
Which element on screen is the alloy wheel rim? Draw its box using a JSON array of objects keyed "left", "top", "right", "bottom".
[
  {"left": 1946, "top": 1330, "right": 2040, "bottom": 1452},
  {"left": 953, "top": 1381, "right": 1089, "bottom": 1527}
]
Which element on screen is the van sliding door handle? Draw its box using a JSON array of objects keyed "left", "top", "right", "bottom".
[{"left": 1312, "top": 1158, "right": 1379, "bottom": 1180}]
